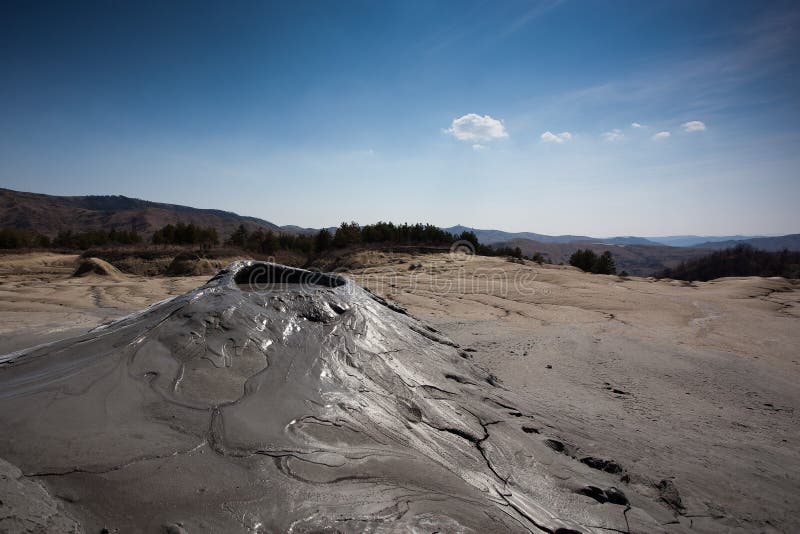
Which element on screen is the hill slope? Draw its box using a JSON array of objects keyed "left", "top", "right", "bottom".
[
  {"left": 657, "top": 244, "right": 800, "bottom": 281},
  {"left": 693, "top": 234, "right": 800, "bottom": 252},
  {"left": 444, "top": 225, "right": 661, "bottom": 246},
  {"left": 499, "top": 238, "right": 712, "bottom": 276},
  {"left": 649, "top": 235, "right": 762, "bottom": 247},
  {"left": 0, "top": 188, "right": 284, "bottom": 239}
]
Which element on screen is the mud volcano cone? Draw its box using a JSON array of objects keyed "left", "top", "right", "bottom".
[{"left": 0, "top": 262, "right": 676, "bottom": 533}]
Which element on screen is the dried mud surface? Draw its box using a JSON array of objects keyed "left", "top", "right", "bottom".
[
  {"left": 351, "top": 254, "right": 800, "bottom": 533},
  {"left": 0, "top": 253, "right": 798, "bottom": 533}
]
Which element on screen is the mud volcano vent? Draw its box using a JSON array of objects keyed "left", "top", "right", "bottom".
[{"left": 0, "top": 262, "right": 678, "bottom": 533}]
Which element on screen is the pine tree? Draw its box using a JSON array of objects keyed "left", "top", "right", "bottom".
[{"left": 592, "top": 251, "right": 617, "bottom": 275}]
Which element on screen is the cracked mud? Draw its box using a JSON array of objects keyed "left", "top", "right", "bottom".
[{"left": 0, "top": 259, "right": 798, "bottom": 533}]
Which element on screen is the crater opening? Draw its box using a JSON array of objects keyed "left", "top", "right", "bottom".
[{"left": 234, "top": 263, "right": 346, "bottom": 291}]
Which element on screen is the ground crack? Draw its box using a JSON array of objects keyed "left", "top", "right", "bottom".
[{"left": 24, "top": 441, "right": 207, "bottom": 478}]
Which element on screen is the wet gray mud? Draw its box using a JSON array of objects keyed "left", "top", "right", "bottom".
[{"left": 0, "top": 262, "right": 688, "bottom": 532}]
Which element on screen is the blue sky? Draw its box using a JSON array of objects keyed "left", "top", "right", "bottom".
[{"left": 1, "top": 0, "right": 798, "bottom": 236}]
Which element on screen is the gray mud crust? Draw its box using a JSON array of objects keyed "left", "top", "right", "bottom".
[{"left": 0, "top": 262, "right": 697, "bottom": 533}]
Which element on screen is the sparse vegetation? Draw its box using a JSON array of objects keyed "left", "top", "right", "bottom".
[{"left": 656, "top": 244, "right": 800, "bottom": 281}]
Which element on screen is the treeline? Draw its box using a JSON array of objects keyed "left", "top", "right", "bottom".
[
  {"left": 53, "top": 229, "right": 143, "bottom": 249},
  {"left": 0, "top": 223, "right": 220, "bottom": 250},
  {"left": 0, "top": 228, "right": 51, "bottom": 248},
  {"left": 343, "top": 222, "right": 456, "bottom": 246},
  {"left": 657, "top": 244, "right": 800, "bottom": 281},
  {"left": 0, "top": 227, "right": 145, "bottom": 249},
  {"left": 328, "top": 223, "right": 529, "bottom": 259},
  {"left": 2, "top": 219, "right": 545, "bottom": 261},
  {"left": 152, "top": 223, "right": 218, "bottom": 246},
  {"left": 226, "top": 225, "right": 315, "bottom": 254},
  {"left": 569, "top": 249, "right": 617, "bottom": 275},
  {"left": 224, "top": 221, "right": 465, "bottom": 255},
  {"left": 221, "top": 221, "right": 532, "bottom": 258}
]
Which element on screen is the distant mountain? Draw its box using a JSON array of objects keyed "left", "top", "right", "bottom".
[
  {"left": 593, "top": 236, "right": 662, "bottom": 246},
  {"left": 444, "top": 225, "right": 590, "bottom": 244},
  {"left": 0, "top": 187, "right": 287, "bottom": 239},
  {"left": 647, "top": 235, "right": 762, "bottom": 247},
  {"left": 5, "top": 188, "right": 795, "bottom": 259},
  {"left": 444, "top": 225, "right": 661, "bottom": 246},
  {"left": 444, "top": 226, "right": 800, "bottom": 252},
  {"left": 692, "top": 234, "right": 800, "bottom": 252},
  {"left": 278, "top": 225, "right": 325, "bottom": 236},
  {"left": 496, "top": 238, "right": 711, "bottom": 276}
]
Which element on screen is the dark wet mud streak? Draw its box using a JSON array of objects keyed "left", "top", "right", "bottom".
[{"left": 0, "top": 262, "right": 695, "bottom": 532}]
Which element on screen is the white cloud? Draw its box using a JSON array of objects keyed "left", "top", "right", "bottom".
[
  {"left": 446, "top": 113, "right": 508, "bottom": 142},
  {"left": 652, "top": 131, "right": 671, "bottom": 140},
  {"left": 631, "top": 122, "right": 644, "bottom": 128},
  {"left": 602, "top": 129, "right": 624, "bottom": 142},
  {"left": 540, "top": 131, "right": 572, "bottom": 143},
  {"left": 682, "top": 120, "right": 706, "bottom": 132},
  {"left": 471, "top": 143, "right": 487, "bottom": 151}
]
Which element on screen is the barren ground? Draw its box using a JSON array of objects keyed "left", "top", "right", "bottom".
[{"left": 0, "top": 251, "right": 798, "bottom": 532}]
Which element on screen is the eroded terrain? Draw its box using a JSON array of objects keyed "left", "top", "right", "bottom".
[
  {"left": 351, "top": 253, "right": 800, "bottom": 532},
  {"left": 0, "top": 252, "right": 797, "bottom": 533}
]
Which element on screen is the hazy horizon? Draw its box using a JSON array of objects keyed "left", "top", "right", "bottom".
[{"left": 2, "top": 1, "right": 799, "bottom": 236}]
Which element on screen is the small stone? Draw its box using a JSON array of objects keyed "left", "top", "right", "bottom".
[{"left": 545, "top": 364, "right": 552, "bottom": 369}]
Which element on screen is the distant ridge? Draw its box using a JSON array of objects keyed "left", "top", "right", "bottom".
[
  {"left": 443, "top": 225, "right": 788, "bottom": 249},
  {"left": 2, "top": 188, "right": 796, "bottom": 255},
  {"left": 0, "top": 187, "right": 287, "bottom": 239},
  {"left": 647, "top": 235, "right": 763, "bottom": 247},
  {"left": 692, "top": 234, "right": 800, "bottom": 252},
  {"left": 445, "top": 225, "right": 660, "bottom": 246}
]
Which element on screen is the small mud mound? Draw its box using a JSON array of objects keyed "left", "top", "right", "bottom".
[
  {"left": 165, "top": 252, "right": 226, "bottom": 276},
  {"left": 72, "top": 257, "right": 122, "bottom": 278}
]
